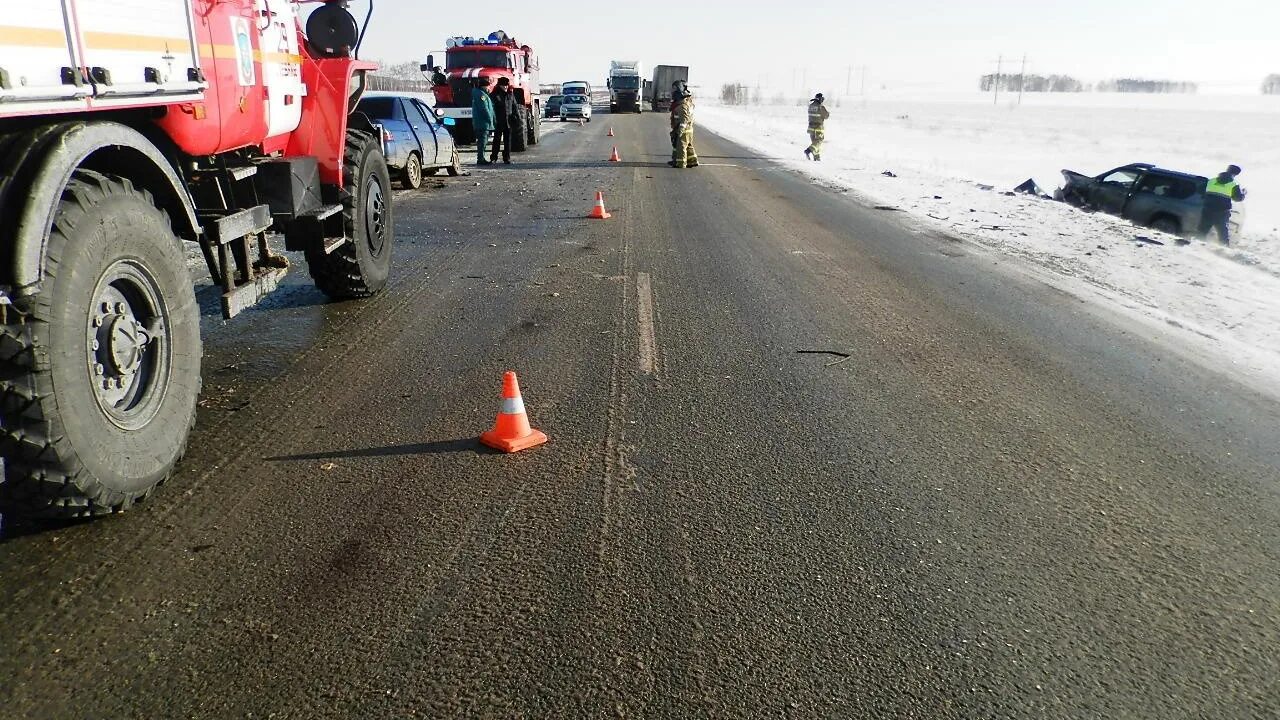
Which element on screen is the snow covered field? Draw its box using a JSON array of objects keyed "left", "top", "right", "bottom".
[{"left": 698, "top": 93, "right": 1280, "bottom": 394}]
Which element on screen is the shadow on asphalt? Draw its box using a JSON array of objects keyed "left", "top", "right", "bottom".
[
  {"left": 0, "top": 514, "right": 91, "bottom": 542},
  {"left": 466, "top": 161, "right": 670, "bottom": 171},
  {"left": 266, "top": 437, "right": 500, "bottom": 462}
]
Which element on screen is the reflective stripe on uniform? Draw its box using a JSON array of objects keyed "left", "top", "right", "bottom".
[
  {"left": 501, "top": 397, "right": 526, "bottom": 415},
  {"left": 1205, "top": 178, "right": 1238, "bottom": 198},
  {"left": 808, "top": 105, "right": 826, "bottom": 129}
]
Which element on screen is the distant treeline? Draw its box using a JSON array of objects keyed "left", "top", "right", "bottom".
[
  {"left": 977, "top": 74, "right": 1203, "bottom": 94},
  {"left": 1264, "top": 74, "right": 1280, "bottom": 95},
  {"left": 720, "top": 83, "right": 754, "bottom": 105},
  {"left": 1097, "top": 78, "right": 1198, "bottom": 94},
  {"left": 979, "top": 74, "right": 1084, "bottom": 93}
]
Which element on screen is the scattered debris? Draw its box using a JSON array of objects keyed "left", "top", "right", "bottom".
[
  {"left": 880, "top": 170, "right": 898, "bottom": 178},
  {"left": 874, "top": 205, "right": 903, "bottom": 212},
  {"left": 797, "top": 348, "right": 854, "bottom": 367},
  {"left": 1134, "top": 235, "right": 1165, "bottom": 246},
  {"left": 1013, "top": 178, "right": 1048, "bottom": 197},
  {"left": 975, "top": 183, "right": 995, "bottom": 191},
  {"left": 320, "top": 462, "right": 337, "bottom": 471}
]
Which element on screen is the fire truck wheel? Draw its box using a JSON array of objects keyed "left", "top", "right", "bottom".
[
  {"left": 0, "top": 170, "right": 201, "bottom": 518},
  {"left": 528, "top": 108, "right": 541, "bottom": 146},
  {"left": 306, "top": 130, "right": 394, "bottom": 299},
  {"left": 402, "top": 152, "right": 423, "bottom": 190},
  {"left": 511, "top": 107, "right": 529, "bottom": 152},
  {"left": 446, "top": 147, "right": 462, "bottom": 177}
]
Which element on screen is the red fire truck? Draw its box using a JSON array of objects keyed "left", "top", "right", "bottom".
[
  {"left": 425, "top": 31, "right": 541, "bottom": 148},
  {"left": 0, "top": 0, "right": 396, "bottom": 518}
]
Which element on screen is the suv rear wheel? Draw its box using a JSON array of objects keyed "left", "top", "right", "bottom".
[{"left": 1151, "top": 216, "right": 1181, "bottom": 236}]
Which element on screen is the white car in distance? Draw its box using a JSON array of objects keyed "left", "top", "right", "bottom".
[{"left": 560, "top": 94, "right": 592, "bottom": 122}]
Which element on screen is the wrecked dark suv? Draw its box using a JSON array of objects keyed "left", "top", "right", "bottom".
[{"left": 1058, "top": 163, "right": 1240, "bottom": 237}]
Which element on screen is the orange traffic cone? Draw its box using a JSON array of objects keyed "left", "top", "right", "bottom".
[
  {"left": 480, "top": 372, "right": 548, "bottom": 453},
  {"left": 608, "top": 146, "right": 621, "bottom": 162},
  {"left": 588, "top": 191, "right": 612, "bottom": 220},
  {"left": 607, "top": 127, "right": 615, "bottom": 137}
]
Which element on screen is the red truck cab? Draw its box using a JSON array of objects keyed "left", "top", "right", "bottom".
[{"left": 425, "top": 31, "right": 541, "bottom": 149}]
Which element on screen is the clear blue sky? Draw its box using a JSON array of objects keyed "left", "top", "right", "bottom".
[{"left": 341, "top": 0, "right": 1280, "bottom": 93}]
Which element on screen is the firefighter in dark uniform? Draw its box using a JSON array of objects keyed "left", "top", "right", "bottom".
[
  {"left": 489, "top": 76, "right": 519, "bottom": 164},
  {"left": 804, "top": 93, "right": 830, "bottom": 161},
  {"left": 1198, "top": 165, "right": 1245, "bottom": 244}
]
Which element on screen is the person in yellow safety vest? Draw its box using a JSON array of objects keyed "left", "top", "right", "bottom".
[
  {"left": 804, "top": 93, "right": 830, "bottom": 161},
  {"left": 1198, "top": 165, "right": 1245, "bottom": 244}
]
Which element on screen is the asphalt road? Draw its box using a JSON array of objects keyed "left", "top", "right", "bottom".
[{"left": 2, "top": 111, "right": 1279, "bottom": 719}]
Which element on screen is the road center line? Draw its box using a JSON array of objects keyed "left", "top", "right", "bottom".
[{"left": 636, "top": 272, "right": 658, "bottom": 375}]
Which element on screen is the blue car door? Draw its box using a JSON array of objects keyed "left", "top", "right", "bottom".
[
  {"left": 405, "top": 98, "right": 440, "bottom": 166},
  {"left": 417, "top": 99, "right": 455, "bottom": 163}
]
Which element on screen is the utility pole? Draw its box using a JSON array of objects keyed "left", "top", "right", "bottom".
[
  {"left": 1018, "top": 54, "right": 1027, "bottom": 106},
  {"left": 847, "top": 65, "right": 852, "bottom": 96},
  {"left": 994, "top": 55, "right": 1003, "bottom": 106},
  {"left": 860, "top": 66, "right": 868, "bottom": 108}
]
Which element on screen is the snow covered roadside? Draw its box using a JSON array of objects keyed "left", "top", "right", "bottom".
[{"left": 697, "top": 101, "right": 1280, "bottom": 394}]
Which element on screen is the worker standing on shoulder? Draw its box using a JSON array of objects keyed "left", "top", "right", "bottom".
[
  {"left": 1199, "top": 165, "right": 1245, "bottom": 244},
  {"left": 471, "top": 77, "right": 496, "bottom": 166},
  {"left": 668, "top": 85, "right": 699, "bottom": 169},
  {"left": 489, "top": 77, "right": 517, "bottom": 165},
  {"left": 804, "top": 93, "right": 830, "bottom": 161}
]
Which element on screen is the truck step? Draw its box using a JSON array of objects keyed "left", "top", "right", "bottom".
[
  {"left": 302, "top": 204, "right": 344, "bottom": 221},
  {"left": 221, "top": 264, "right": 288, "bottom": 320},
  {"left": 190, "top": 165, "right": 259, "bottom": 183},
  {"left": 200, "top": 205, "right": 274, "bottom": 246}
]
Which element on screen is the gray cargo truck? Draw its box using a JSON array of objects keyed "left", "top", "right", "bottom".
[{"left": 650, "top": 65, "right": 690, "bottom": 111}]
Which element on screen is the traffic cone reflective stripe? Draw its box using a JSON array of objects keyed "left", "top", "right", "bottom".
[
  {"left": 480, "top": 371, "right": 548, "bottom": 453},
  {"left": 607, "top": 127, "right": 615, "bottom": 137},
  {"left": 588, "top": 191, "right": 612, "bottom": 219},
  {"left": 608, "top": 146, "right": 621, "bottom": 162}
]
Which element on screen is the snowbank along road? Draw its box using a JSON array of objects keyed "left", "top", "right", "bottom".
[
  {"left": 2, "top": 110, "right": 1279, "bottom": 719},
  {"left": 698, "top": 95, "right": 1280, "bottom": 400}
]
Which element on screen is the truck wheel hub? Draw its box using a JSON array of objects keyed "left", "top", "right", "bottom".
[
  {"left": 365, "top": 177, "right": 387, "bottom": 254},
  {"left": 87, "top": 261, "right": 170, "bottom": 429}
]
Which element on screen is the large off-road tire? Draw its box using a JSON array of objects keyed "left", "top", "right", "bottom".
[
  {"left": 401, "top": 152, "right": 423, "bottom": 190},
  {"left": 528, "top": 106, "right": 541, "bottom": 146},
  {"left": 511, "top": 107, "right": 529, "bottom": 152},
  {"left": 305, "top": 129, "right": 394, "bottom": 298},
  {"left": 0, "top": 170, "right": 201, "bottom": 518}
]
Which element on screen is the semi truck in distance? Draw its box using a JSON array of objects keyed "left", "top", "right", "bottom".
[
  {"left": 650, "top": 65, "right": 690, "bottom": 111},
  {"left": 608, "top": 61, "right": 644, "bottom": 113}
]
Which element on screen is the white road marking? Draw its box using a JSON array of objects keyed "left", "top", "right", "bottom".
[{"left": 636, "top": 272, "right": 658, "bottom": 376}]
